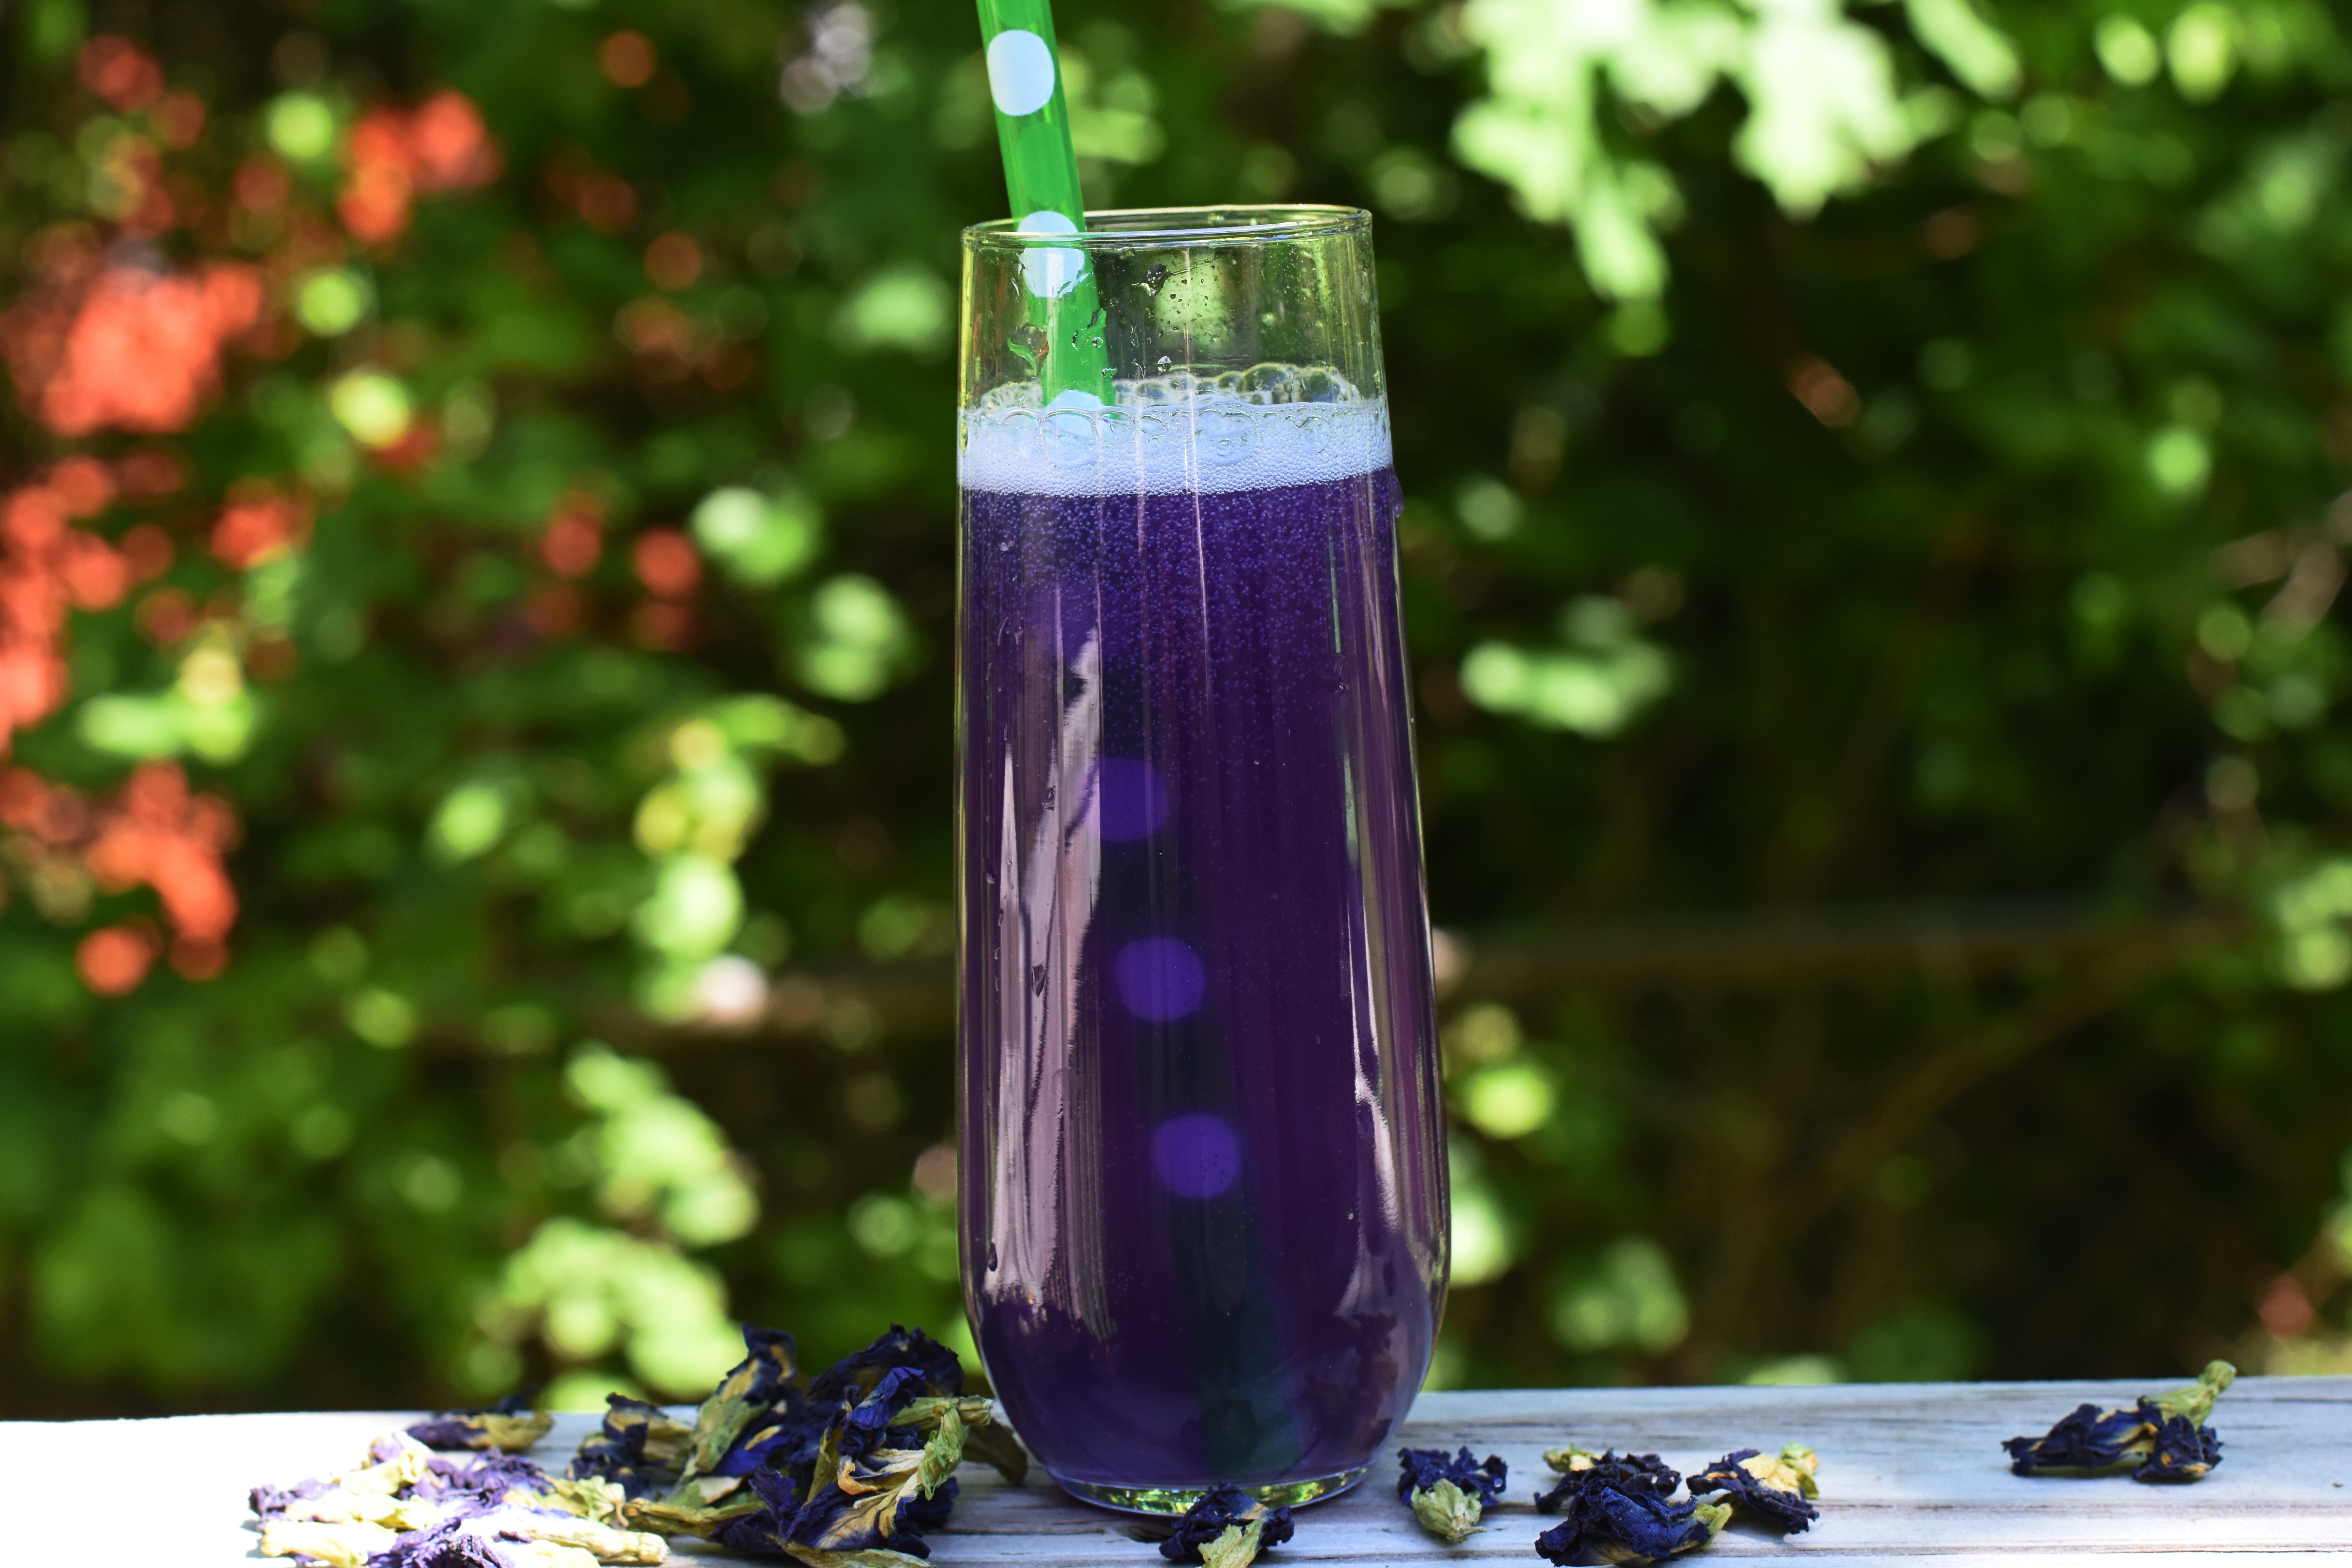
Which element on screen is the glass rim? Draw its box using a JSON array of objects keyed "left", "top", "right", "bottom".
[{"left": 963, "top": 204, "right": 1370, "bottom": 250}]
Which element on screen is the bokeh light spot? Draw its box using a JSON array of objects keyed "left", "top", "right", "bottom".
[
  {"left": 1114, "top": 936, "right": 1205, "bottom": 1022},
  {"left": 599, "top": 31, "right": 658, "bottom": 89},
  {"left": 1152, "top": 1113, "right": 1240, "bottom": 1199}
]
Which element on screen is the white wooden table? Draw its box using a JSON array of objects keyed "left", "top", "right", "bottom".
[{"left": 13, "top": 1377, "right": 2349, "bottom": 1564}]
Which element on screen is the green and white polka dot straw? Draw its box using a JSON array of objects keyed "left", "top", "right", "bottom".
[{"left": 975, "top": 0, "right": 1111, "bottom": 406}]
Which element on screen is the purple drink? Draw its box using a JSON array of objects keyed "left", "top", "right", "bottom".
[{"left": 956, "top": 392, "right": 1448, "bottom": 1506}]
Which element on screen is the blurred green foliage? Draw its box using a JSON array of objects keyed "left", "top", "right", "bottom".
[{"left": 5, "top": 0, "right": 2352, "bottom": 1419}]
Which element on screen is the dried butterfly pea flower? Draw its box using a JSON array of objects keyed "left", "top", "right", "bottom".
[
  {"left": 1532, "top": 1485, "right": 1730, "bottom": 1566},
  {"left": 2003, "top": 1361, "right": 2234, "bottom": 1483},
  {"left": 350, "top": 1434, "right": 439, "bottom": 1495},
  {"left": 1686, "top": 1444, "right": 1820, "bottom": 1533},
  {"left": 614, "top": 1486, "right": 770, "bottom": 1542},
  {"left": 412, "top": 1452, "right": 566, "bottom": 1516},
  {"left": 1157, "top": 1486, "right": 1295, "bottom": 1568},
  {"left": 782, "top": 1368, "right": 961, "bottom": 1558},
  {"left": 362, "top": 1517, "right": 597, "bottom": 1568},
  {"left": 255, "top": 1431, "right": 448, "bottom": 1538},
  {"left": 541, "top": 1322, "right": 1018, "bottom": 1565},
  {"left": 361, "top": 1519, "right": 510, "bottom": 1568},
  {"left": 713, "top": 1466, "right": 953, "bottom": 1564},
  {"left": 268, "top": 1485, "right": 439, "bottom": 1530},
  {"left": 1534, "top": 1448, "right": 1680, "bottom": 1512},
  {"left": 1395, "top": 1446, "right": 1508, "bottom": 1543},
  {"left": 708, "top": 1465, "right": 811, "bottom": 1558},
  {"left": 252, "top": 1477, "right": 334, "bottom": 1517},
  {"left": 679, "top": 1327, "right": 802, "bottom": 1483},
  {"left": 259, "top": 1516, "right": 399, "bottom": 1565},
  {"left": 408, "top": 1392, "right": 556, "bottom": 1455},
  {"left": 570, "top": 1396, "right": 694, "bottom": 1497},
  {"left": 361, "top": 1510, "right": 664, "bottom": 1568},
  {"left": 252, "top": 1441, "right": 430, "bottom": 1559},
  {"left": 474, "top": 1509, "right": 667, "bottom": 1563},
  {"left": 548, "top": 1477, "right": 631, "bottom": 1526},
  {"left": 698, "top": 1371, "right": 1019, "bottom": 1563},
  {"left": 729, "top": 1324, "right": 969, "bottom": 1501},
  {"left": 807, "top": 1325, "right": 965, "bottom": 1409}
]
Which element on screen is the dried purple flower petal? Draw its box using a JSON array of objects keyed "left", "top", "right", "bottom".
[
  {"left": 407, "top": 1452, "right": 562, "bottom": 1521},
  {"left": 1533, "top": 1486, "right": 1730, "bottom": 1566},
  {"left": 838, "top": 1366, "right": 929, "bottom": 1459},
  {"left": 2002, "top": 1402, "right": 2148, "bottom": 1475},
  {"left": 363, "top": 1517, "right": 505, "bottom": 1568},
  {"left": 407, "top": 1392, "right": 554, "bottom": 1455},
  {"left": 1534, "top": 1449, "right": 1681, "bottom": 1513},
  {"left": 806, "top": 1325, "right": 965, "bottom": 1408},
  {"left": 2134, "top": 1411, "right": 2223, "bottom": 1483},
  {"left": 670, "top": 1466, "right": 799, "bottom": 1558},
  {"left": 1686, "top": 1446, "right": 1820, "bottom": 1533},
  {"left": 679, "top": 1326, "right": 801, "bottom": 1483},
  {"left": 568, "top": 1394, "right": 692, "bottom": 1497},
  {"left": 1396, "top": 1446, "right": 1509, "bottom": 1506},
  {"left": 250, "top": 1476, "right": 333, "bottom": 1518},
  {"left": 710, "top": 1419, "right": 797, "bottom": 1478},
  {"left": 251, "top": 1431, "right": 439, "bottom": 1539},
  {"left": 472, "top": 1508, "right": 666, "bottom": 1563},
  {"left": 1158, "top": 1486, "right": 1294, "bottom": 1567},
  {"left": 712, "top": 1507, "right": 790, "bottom": 1560},
  {"left": 260, "top": 1517, "right": 399, "bottom": 1564}
]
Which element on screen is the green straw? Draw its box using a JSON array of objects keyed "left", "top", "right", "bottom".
[{"left": 974, "top": 0, "right": 1111, "bottom": 406}]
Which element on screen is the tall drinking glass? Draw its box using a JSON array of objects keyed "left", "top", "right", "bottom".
[{"left": 955, "top": 207, "right": 1447, "bottom": 1513}]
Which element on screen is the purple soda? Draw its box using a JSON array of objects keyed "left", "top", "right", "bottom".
[{"left": 956, "top": 397, "right": 1448, "bottom": 1500}]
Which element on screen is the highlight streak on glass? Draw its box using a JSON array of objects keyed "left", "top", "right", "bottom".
[{"left": 973, "top": 0, "right": 1110, "bottom": 405}]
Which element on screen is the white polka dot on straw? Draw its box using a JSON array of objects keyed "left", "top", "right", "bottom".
[
  {"left": 1020, "top": 209, "right": 1086, "bottom": 299},
  {"left": 986, "top": 29, "right": 1057, "bottom": 117}
]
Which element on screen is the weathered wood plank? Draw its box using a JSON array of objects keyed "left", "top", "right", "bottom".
[{"left": 13, "top": 1377, "right": 2348, "bottom": 1564}]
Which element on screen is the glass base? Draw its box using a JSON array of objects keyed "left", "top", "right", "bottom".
[{"left": 1050, "top": 1465, "right": 1368, "bottom": 1516}]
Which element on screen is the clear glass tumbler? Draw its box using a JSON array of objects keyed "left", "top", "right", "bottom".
[{"left": 955, "top": 207, "right": 1448, "bottom": 1513}]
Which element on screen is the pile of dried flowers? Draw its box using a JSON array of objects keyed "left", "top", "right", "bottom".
[{"left": 249, "top": 1323, "right": 1025, "bottom": 1567}]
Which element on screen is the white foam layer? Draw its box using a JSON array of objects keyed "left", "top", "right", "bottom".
[{"left": 959, "top": 373, "right": 1391, "bottom": 496}]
